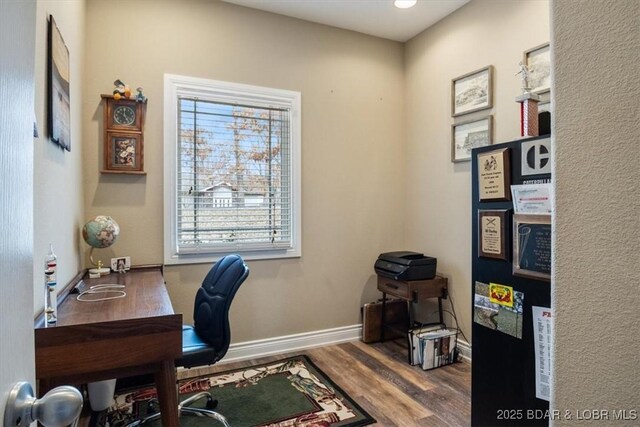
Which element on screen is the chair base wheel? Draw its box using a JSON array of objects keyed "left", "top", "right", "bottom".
[{"left": 206, "top": 396, "right": 218, "bottom": 410}]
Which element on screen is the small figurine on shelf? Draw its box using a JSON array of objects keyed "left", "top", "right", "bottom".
[
  {"left": 515, "top": 61, "right": 540, "bottom": 137},
  {"left": 515, "top": 61, "right": 531, "bottom": 94},
  {"left": 135, "top": 87, "right": 147, "bottom": 103},
  {"left": 44, "top": 244, "right": 58, "bottom": 325},
  {"left": 113, "top": 79, "right": 131, "bottom": 100}
]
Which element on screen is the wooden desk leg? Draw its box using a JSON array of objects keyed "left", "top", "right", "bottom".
[{"left": 155, "top": 359, "right": 179, "bottom": 427}]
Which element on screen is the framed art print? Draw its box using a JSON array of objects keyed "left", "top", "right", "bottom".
[
  {"left": 103, "top": 131, "right": 144, "bottom": 173},
  {"left": 48, "top": 15, "right": 71, "bottom": 151},
  {"left": 451, "top": 65, "right": 493, "bottom": 117},
  {"left": 452, "top": 116, "right": 493, "bottom": 162},
  {"left": 524, "top": 43, "right": 551, "bottom": 94}
]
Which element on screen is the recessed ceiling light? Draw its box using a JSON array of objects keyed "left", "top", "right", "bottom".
[{"left": 394, "top": 0, "right": 417, "bottom": 9}]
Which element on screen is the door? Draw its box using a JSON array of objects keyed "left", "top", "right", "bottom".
[{"left": 0, "top": 0, "right": 37, "bottom": 420}]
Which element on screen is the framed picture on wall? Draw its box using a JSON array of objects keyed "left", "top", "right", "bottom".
[
  {"left": 48, "top": 15, "right": 71, "bottom": 151},
  {"left": 452, "top": 116, "right": 493, "bottom": 162},
  {"left": 451, "top": 65, "right": 493, "bottom": 117},
  {"left": 524, "top": 43, "right": 551, "bottom": 94}
]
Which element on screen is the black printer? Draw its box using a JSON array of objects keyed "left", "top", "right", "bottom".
[{"left": 374, "top": 251, "right": 437, "bottom": 281}]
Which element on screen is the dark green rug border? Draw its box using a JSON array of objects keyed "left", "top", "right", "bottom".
[{"left": 293, "top": 354, "right": 376, "bottom": 427}]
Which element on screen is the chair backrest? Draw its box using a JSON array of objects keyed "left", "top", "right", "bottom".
[{"left": 192, "top": 254, "right": 249, "bottom": 362}]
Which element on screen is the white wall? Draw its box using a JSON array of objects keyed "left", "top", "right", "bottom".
[
  {"left": 404, "top": 0, "right": 550, "bottom": 339},
  {"left": 551, "top": 0, "right": 639, "bottom": 421},
  {"left": 33, "top": 0, "right": 86, "bottom": 315}
]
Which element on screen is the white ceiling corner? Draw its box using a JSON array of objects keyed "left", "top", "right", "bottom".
[{"left": 221, "top": 0, "right": 470, "bottom": 42}]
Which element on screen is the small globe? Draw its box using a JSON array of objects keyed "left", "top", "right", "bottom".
[{"left": 82, "top": 216, "right": 120, "bottom": 249}]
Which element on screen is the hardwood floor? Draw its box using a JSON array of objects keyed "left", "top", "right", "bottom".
[
  {"left": 181, "top": 339, "right": 471, "bottom": 426},
  {"left": 79, "top": 339, "right": 471, "bottom": 426}
]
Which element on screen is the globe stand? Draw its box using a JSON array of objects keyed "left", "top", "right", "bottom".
[
  {"left": 83, "top": 215, "right": 120, "bottom": 276},
  {"left": 88, "top": 247, "right": 111, "bottom": 276}
]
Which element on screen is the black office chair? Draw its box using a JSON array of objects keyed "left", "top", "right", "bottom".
[{"left": 133, "top": 254, "right": 249, "bottom": 426}]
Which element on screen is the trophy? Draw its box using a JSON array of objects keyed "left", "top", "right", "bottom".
[{"left": 515, "top": 62, "right": 540, "bottom": 137}]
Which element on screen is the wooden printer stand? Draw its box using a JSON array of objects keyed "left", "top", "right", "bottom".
[{"left": 377, "top": 275, "right": 448, "bottom": 342}]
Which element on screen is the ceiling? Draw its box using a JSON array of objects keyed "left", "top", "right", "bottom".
[{"left": 221, "top": 0, "right": 470, "bottom": 42}]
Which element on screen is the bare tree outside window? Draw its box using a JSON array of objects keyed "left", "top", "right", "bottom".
[{"left": 177, "top": 99, "right": 289, "bottom": 249}]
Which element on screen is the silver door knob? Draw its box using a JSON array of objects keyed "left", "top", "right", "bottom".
[{"left": 4, "top": 381, "right": 83, "bottom": 427}]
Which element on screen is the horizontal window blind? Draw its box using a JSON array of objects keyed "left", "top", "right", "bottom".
[{"left": 176, "top": 97, "right": 292, "bottom": 253}]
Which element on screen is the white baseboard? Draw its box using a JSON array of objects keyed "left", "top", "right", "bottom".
[
  {"left": 222, "top": 324, "right": 362, "bottom": 364},
  {"left": 457, "top": 337, "right": 472, "bottom": 363},
  {"left": 221, "top": 323, "right": 471, "bottom": 365}
]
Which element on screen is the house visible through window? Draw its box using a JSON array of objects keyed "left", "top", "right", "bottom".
[{"left": 164, "top": 75, "right": 301, "bottom": 263}]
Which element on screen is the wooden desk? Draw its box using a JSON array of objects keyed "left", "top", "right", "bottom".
[
  {"left": 35, "top": 266, "right": 182, "bottom": 426},
  {"left": 377, "top": 275, "right": 448, "bottom": 342}
]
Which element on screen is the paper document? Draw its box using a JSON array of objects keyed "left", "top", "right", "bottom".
[
  {"left": 511, "top": 184, "right": 553, "bottom": 215},
  {"left": 532, "top": 306, "right": 553, "bottom": 401}
]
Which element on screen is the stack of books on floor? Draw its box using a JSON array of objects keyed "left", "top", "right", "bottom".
[{"left": 408, "top": 325, "right": 458, "bottom": 370}]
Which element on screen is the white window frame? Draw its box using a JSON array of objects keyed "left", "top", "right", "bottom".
[{"left": 164, "top": 74, "right": 301, "bottom": 264}]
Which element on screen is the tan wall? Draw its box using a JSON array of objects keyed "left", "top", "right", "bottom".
[
  {"left": 404, "top": 0, "right": 550, "bottom": 339},
  {"left": 31, "top": 0, "right": 639, "bottom": 413},
  {"left": 551, "top": 0, "right": 639, "bottom": 421},
  {"left": 83, "top": 0, "right": 406, "bottom": 341},
  {"left": 33, "top": 0, "right": 85, "bottom": 315}
]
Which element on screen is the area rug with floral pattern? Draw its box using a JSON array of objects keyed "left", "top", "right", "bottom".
[{"left": 92, "top": 355, "right": 375, "bottom": 427}]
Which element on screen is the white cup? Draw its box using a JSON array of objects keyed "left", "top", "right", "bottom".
[{"left": 87, "top": 379, "right": 117, "bottom": 411}]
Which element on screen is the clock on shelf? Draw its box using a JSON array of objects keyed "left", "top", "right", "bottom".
[{"left": 101, "top": 94, "right": 146, "bottom": 174}]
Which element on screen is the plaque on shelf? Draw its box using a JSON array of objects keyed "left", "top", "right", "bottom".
[
  {"left": 513, "top": 214, "right": 551, "bottom": 281},
  {"left": 478, "top": 209, "right": 509, "bottom": 261},
  {"left": 478, "top": 148, "right": 511, "bottom": 202}
]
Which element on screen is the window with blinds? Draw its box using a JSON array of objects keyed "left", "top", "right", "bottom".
[{"left": 164, "top": 75, "right": 301, "bottom": 263}]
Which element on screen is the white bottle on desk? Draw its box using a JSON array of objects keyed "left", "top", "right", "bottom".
[{"left": 44, "top": 243, "right": 57, "bottom": 325}]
